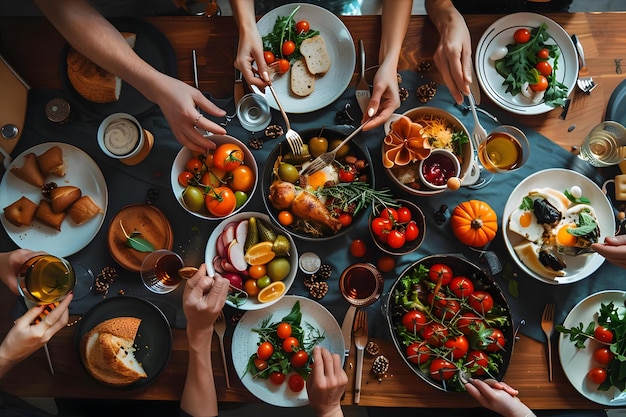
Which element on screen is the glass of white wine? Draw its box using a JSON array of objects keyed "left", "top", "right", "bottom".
[
  {"left": 17, "top": 254, "right": 76, "bottom": 306},
  {"left": 477, "top": 125, "right": 530, "bottom": 174}
]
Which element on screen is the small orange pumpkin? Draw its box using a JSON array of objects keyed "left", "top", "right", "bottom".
[{"left": 450, "top": 200, "right": 498, "bottom": 247}]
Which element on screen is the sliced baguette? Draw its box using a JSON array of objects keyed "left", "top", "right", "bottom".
[
  {"left": 300, "top": 35, "right": 331, "bottom": 75},
  {"left": 290, "top": 58, "right": 315, "bottom": 97}
]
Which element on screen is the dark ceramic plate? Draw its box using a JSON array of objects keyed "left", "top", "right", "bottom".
[
  {"left": 59, "top": 18, "right": 176, "bottom": 120},
  {"left": 74, "top": 296, "right": 172, "bottom": 389},
  {"left": 606, "top": 78, "right": 626, "bottom": 125},
  {"left": 384, "top": 254, "right": 515, "bottom": 392}
]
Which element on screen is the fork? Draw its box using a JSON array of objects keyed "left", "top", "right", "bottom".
[
  {"left": 541, "top": 304, "right": 555, "bottom": 382},
  {"left": 466, "top": 91, "right": 492, "bottom": 189},
  {"left": 571, "top": 34, "right": 598, "bottom": 94},
  {"left": 214, "top": 310, "right": 230, "bottom": 388},
  {"left": 353, "top": 309, "right": 368, "bottom": 404},
  {"left": 300, "top": 119, "right": 370, "bottom": 176},
  {"left": 266, "top": 63, "right": 304, "bottom": 155}
]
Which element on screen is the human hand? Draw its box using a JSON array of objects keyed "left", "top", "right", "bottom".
[
  {"left": 235, "top": 25, "right": 269, "bottom": 91},
  {"left": 306, "top": 346, "right": 348, "bottom": 417},
  {"left": 182, "top": 264, "right": 229, "bottom": 349},
  {"left": 0, "top": 249, "right": 46, "bottom": 295},
  {"left": 363, "top": 62, "right": 401, "bottom": 131},
  {"left": 592, "top": 235, "right": 626, "bottom": 269},
  {"left": 0, "top": 293, "right": 72, "bottom": 370},
  {"left": 464, "top": 378, "right": 533, "bottom": 417}
]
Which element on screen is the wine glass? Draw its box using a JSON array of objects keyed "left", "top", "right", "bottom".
[
  {"left": 17, "top": 254, "right": 76, "bottom": 307},
  {"left": 476, "top": 125, "right": 530, "bottom": 174}
]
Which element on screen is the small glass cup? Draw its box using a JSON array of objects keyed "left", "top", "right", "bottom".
[
  {"left": 18, "top": 254, "right": 76, "bottom": 306},
  {"left": 140, "top": 250, "right": 184, "bottom": 294},
  {"left": 578, "top": 121, "right": 626, "bottom": 167},
  {"left": 477, "top": 125, "right": 530, "bottom": 174},
  {"left": 236, "top": 93, "right": 271, "bottom": 133},
  {"left": 339, "top": 263, "right": 384, "bottom": 307}
]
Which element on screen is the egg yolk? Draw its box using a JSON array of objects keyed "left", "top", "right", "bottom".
[
  {"left": 519, "top": 211, "right": 533, "bottom": 228},
  {"left": 306, "top": 170, "right": 328, "bottom": 190},
  {"left": 557, "top": 223, "right": 578, "bottom": 247}
]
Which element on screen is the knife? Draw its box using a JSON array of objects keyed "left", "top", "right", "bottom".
[
  {"left": 469, "top": 63, "right": 481, "bottom": 106},
  {"left": 341, "top": 305, "right": 356, "bottom": 357},
  {"left": 233, "top": 40, "right": 244, "bottom": 106}
]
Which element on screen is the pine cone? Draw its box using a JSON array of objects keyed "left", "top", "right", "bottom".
[
  {"left": 416, "top": 82, "right": 437, "bottom": 103},
  {"left": 308, "top": 281, "right": 328, "bottom": 299},
  {"left": 315, "top": 264, "right": 332, "bottom": 280},
  {"left": 372, "top": 355, "right": 390, "bottom": 378},
  {"left": 265, "top": 124, "right": 284, "bottom": 139},
  {"left": 95, "top": 266, "right": 118, "bottom": 293},
  {"left": 248, "top": 138, "right": 264, "bottom": 150},
  {"left": 399, "top": 87, "right": 409, "bottom": 102},
  {"left": 416, "top": 61, "right": 432, "bottom": 72},
  {"left": 365, "top": 341, "right": 380, "bottom": 356}
]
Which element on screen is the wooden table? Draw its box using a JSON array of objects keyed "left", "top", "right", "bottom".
[{"left": 0, "top": 13, "right": 625, "bottom": 410}]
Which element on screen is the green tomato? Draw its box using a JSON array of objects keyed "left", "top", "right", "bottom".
[
  {"left": 182, "top": 186, "right": 205, "bottom": 212},
  {"left": 234, "top": 191, "right": 248, "bottom": 208},
  {"left": 256, "top": 275, "right": 271, "bottom": 289},
  {"left": 267, "top": 257, "right": 291, "bottom": 281},
  {"left": 278, "top": 163, "right": 299, "bottom": 183},
  {"left": 308, "top": 136, "right": 328, "bottom": 158}
]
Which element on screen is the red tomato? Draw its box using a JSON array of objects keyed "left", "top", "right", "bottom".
[
  {"left": 404, "top": 221, "right": 419, "bottom": 241},
  {"left": 338, "top": 167, "right": 356, "bottom": 182},
  {"left": 380, "top": 207, "right": 398, "bottom": 221},
  {"left": 594, "top": 347, "right": 614, "bottom": 366},
  {"left": 291, "top": 350, "right": 309, "bottom": 368},
  {"left": 253, "top": 357, "right": 268, "bottom": 371},
  {"left": 205, "top": 186, "right": 237, "bottom": 217},
  {"left": 282, "top": 336, "right": 299, "bottom": 353},
  {"left": 484, "top": 328, "right": 506, "bottom": 353},
  {"left": 282, "top": 40, "right": 296, "bottom": 56},
  {"left": 201, "top": 170, "right": 222, "bottom": 189},
  {"left": 594, "top": 326, "right": 614, "bottom": 344},
  {"left": 536, "top": 61, "right": 553, "bottom": 77},
  {"left": 276, "top": 322, "right": 292, "bottom": 339},
  {"left": 371, "top": 217, "right": 392, "bottom": 237},
  {"left": 423, "top": 323, "right": 449, "bottom": 347},
  {"left": 257, "top": 341, "right": 274, "bottom": 360},
  {"left": 387, "top": 229, "right": 406, "bottom": 249},
  {"left": 213, "top": 143, "right": 244, "bottom": 171},
  {"left": 536, "top": 48, "right": 550, "bottom": 59},
  {"left": 269, "top": 371, "right": 286, "bottom": 385},
  {"left": 295, "top": 20, "right": 310, "bottom": 34},
  {"left": 429, "top": 358, "right": 456, "bottom": 381},
  {"left": 449, "top": 276, "right": 474, "bottom": 299},
  {"left": 427, "top": 290, "right": 448, "bottom": 309},
  {"left": 588, "top": 367, "right": 607, "bottom": 385},
  {"left": 428, "top": 263, "right": 453, "bottom": 285},
  {"left": 186, "top": 157, "right": 203, "bottom": 173},
  {"left": 229, "top": 165, "right": 255, "bottom": 193},
  {"left": 401, "top": 310, "right": 427, "bottom": 333},
  {"left": 456, "top": 312, "right": 484, "bottom": 335},
  {"left": 276, "top": 58, "right": 290, "bottom": 74},
  {"left": 263, "top": 50, "right": 276, "bottom": 65},
  {"left": 513, "top": 28, "right": 531, "bottom": 44},
  {"left": 530, "top": 75, "right": 549, "bottom": 92},
  {"left": 288, "top": 374, "right": 305, "bottom": 392},
  {"left": 377, "top": 255, "right": 395, "bottom": 272},
  {"left": 407, "top": 342, "right": 431, "bottom": 365},
  {"left": 444, "top": 335, "right": 469, "bottom": 360},
  {"left": 435, "top": 299, "right": 461, "bottom": 321},
  {"left": 467, "top": 350, "right": 489, "bottom": 376},
  {"left": 349, "top": 239, "right": 367, "bottom": 257},
  {"left": 178, "top": 170, "right": 194, "bottom": 187},
  {"left": 396, "top": 206, "right": 412, "bottom": 223},
  {"left": 338, "top": 212, "right": 353, "bottom": 227},
  {"left": 469, "top": 290, "right": 494, "bottom": 314}
]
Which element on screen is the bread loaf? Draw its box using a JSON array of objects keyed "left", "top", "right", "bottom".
[
  {"left": 37, "top": 145, "right": 66, "bottom": 177},
  {"left": 68, "top": 195, "right": 103, "bottom": 225},
  {"left": 66, "top": 32, "right": 136, "bottom": 103},
  {"left": 300, "top": 35, "right": 331, "bottom": 75},
  {"left": 35, "top": 200, "right": 66, "bottom": 231},
  {"left": 3, "top": 196, "right": 38, "bottom": 227},
  {"left": 290, "top": 58, "right": 315, "bottom": 97},
  {"left": 10, "top": 152, "right": 45, "bottom": 188},
  {"left": 50, "top": 186, "right": 82, "bottom": 213}
]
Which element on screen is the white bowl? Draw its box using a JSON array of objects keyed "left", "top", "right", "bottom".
[
  {"left": 418, "top": 149, "right": 461, "bottom": 190},
  {"left": 205, "top": 212, "right": 298, "bottom": 310},
  {"left": 170, "top": 135, "right": 258, "bottom": 220}
]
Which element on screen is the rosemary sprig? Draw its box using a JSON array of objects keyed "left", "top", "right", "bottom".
[{"left": 314, "top": 182, "right": 398, "bottom": 216}]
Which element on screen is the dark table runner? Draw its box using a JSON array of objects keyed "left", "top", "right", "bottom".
[{"left": 1, "top": 70, "right": 624, "bottom": 345}]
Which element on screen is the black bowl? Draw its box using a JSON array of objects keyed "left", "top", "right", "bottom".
[
  {"left": 369, "top": 198, "right": 426, "bottom": 256},
  {"left": 383, "top": 254, "right": 515, "bottom": 392},
  {"left": 262, "top": 126, "right": 375, "bottom": 241}
]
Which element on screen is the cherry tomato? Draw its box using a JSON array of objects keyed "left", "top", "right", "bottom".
[
  {"left": 484, "top": 328, "right": 506, "bottom": 353},
  {"left": 178, "top": 170, "right": 194, "bottom": 187},
  {"left": 513, "top": 28, "right": 531, "bottom": 44},
  {"left": 291, "top": 350, "right": 309, "bottom": 368},
  {"left": 593, "top": 347, "right": 614, "bottom": 366},
  {"left": 205, "top": 186, "right": 237, "bottom": 217},
  {"left": 282, "top": 336, "right": 299, "bottom": 353},
  {"left": 423, "top": 323, "right": 449, "bottom": 347},
  {"left": 530, "top": 75, "right": 549, "bottom": 92},
  {"left": 263, "top": 50, "right": 276, "bottom": 65},
  {"left": 380, "top": 207, "right": 398, "bottom": 222},
  {"left": 536, "top": 61, "right": 553, "bottom": 77},
  {"left": 377, "top": 255, "right": 395, "bottom": 272},
  {"left": 456, "top": 312, "right": 484, "bottom": 335},
  {"left": 213, "top": 143, "right": 244, "bottom": 171},
  {"left": 253, "top": 357, "right": 268, "bottom": 371},
  {"left": 444, "top": 335, "right": 469, "bottom": 361},
  {"left": 295, "top": 20, "right": 310, "bottom": 34},
  {"left": 404, "top": 221, "right": 419, "bottom": 241},
  {"left": 467, "top": 350, "right": 489, "bottom": 376},
  {"left": 276, "top": 322, "right": 292, "bottom": 339},
  {"left": 435, "top": 299, "right": 461, "bottom": 321},
  {"left": 588, "top": 367, "right": 607, "bottom": 385},
  {"left": 427, "top": 290, "right": 448, "bottom": 309},
  {"left": 401, "top": 310, "right": 427, "bottom": 333},
  {"left": 449, "top": 276, "right": 474, "bottom": 299},
  {"left": 469, "top": 290, "right": 494, "bottom": 314},
  {"left": 536, "top": 48, "right": 550, "bottom": 59},
  {"left": 288, "top": 374, "right": 305, "bottom": 392},
  {"left": 257, "top": 341, "right": 274, "bottom": 360},
  {"left": 282, "top": 40, "right": 296, "bottom": 56},
  {"left": 371, "top": 217, "right": 392, "bottom": 237},
  {"left": 338, "top": 213, "right": 353, "bottom": 227},
  {"left": 594, "top": 326, "right": 614, "bottom": 344},
  {"left": 386, "top": 229, "right": 406, "bottom": 249},
  {"left": 244, "top": 279, "right": 259, "bottom": 296},
  {"left": 276, "top": 58, "right": 290, "bottom": 74},
  {"left": 349, "top": 239, "right": 367, "bottom": 257},
  {"left": 428, "top": 263, "right": 453, "bottom": 285},
  {"left": 396, "top": 206, "right": 412, "bottom": 223},
  {"left": 338, "top": 168, "right": 355, "bottom": 182},
  {"left": 407, "top": 342, "right": 431, "bottom": 365},
  {"left": 278, "top": 210, "right": 294, "bottom": 226},
  {"left": 429, "top": 358, "right": 456, "bottom": 381},
  {"left": 229, "top": 165, "right": 254, "bottom": 193},
  {"left": 269, "top": 371, "right": 286, "bottom": 385},
  {"left": 248, "top": 265, "right": 267, "bottom": 280},
  {"left": 186, "top": 157, "right": 203, "bottom": 174},
  {"left": 201, "top": 170, "right": 222, "bottom": 188}
]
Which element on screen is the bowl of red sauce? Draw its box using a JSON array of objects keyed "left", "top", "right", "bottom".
[{"left": 419, "top": 149, "right": 461, "bottom": 190}]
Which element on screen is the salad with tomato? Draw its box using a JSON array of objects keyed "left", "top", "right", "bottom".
[{"left": 387, "top": 256, "right": 513, "bottom": 392}]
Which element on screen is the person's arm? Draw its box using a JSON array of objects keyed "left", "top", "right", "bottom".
[
  {"left": 0, "top": 249, "right": 43, "bottom": 295},
  {"left": 363, "top": 0, "right": 412, "bottom": 130},
  {"left": 592, "top": 235, "right": 626, "bottom": 269},
  {"left": 180, "top": 264, "right": 229, "bottom": 417},
  {"left": 464, "top": 378, "right": 535, "bottom": 417},
  {"left": 306, "top": 346, "right": 348, "bottom": 417},
  {"left": 230, "top": 0, "right": 269, "bottom": 89},
  {"left": 34, "top": 0, "right": 226, "bottom": 152},
  {"left": 425, "top": 0, "right": 472, "bottom": 104}
]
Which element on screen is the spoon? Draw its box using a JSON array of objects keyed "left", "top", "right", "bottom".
[{"left": 178, "top": 266, "right": 249, "bottom": 303}]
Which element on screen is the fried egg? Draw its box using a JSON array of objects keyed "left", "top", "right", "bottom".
[
  {"left": 513, "top": 241, "right": 566, "bottom": 279},
  {"left": 555, "top": 204, "right": 600, "bottom": 255},
  {"left": 301, "top": 163, "right": 338, "bottom": 191},
  {"left": 508, "top": 207, "right": 545, "bottom": 242},
  {"left": 527, "top": 187, "right": 570, "bottom": 215}
]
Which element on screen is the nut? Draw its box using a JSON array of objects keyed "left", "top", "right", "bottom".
[
  {"left": 95, "top": 266, "right": 118, "bottom": 293},
  {"left": 365, "top": 341, "right": 380, "bottom": 356},
  {"left": 248, "top": 138, "right": 264, "bottom": 150}
]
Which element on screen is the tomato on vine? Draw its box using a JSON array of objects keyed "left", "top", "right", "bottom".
[
  {"left": 178, "top": 170, "right": 194, "bottom": 187},
  {"left": 205, "top": 186, "right": 237, "bottom": 217},
  {"left": 213, "top": 143, "right": 244, "bottom": 171},
  {"left": 295, "top": 20, "right": 310, "bottom": 34}
]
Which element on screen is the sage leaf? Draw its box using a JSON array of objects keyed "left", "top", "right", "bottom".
[{"left": 127, "top": 231, "right": 155, "bottom": 253}]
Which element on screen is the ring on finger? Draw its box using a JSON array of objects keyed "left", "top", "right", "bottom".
[
  {"left": 43, "top": 317, "right": 53, "bottom": 327},
  {"left": 193, "top": 114, "right": 204, "bottom": 128}
]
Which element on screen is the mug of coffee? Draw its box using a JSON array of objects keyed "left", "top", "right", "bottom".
[{"left": 97, "top": 113, "right": 153, "bottom": 165}]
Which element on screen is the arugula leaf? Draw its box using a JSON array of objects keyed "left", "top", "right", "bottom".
[{"left": 262, "top": 6, "right": 320, "bottom": 62}]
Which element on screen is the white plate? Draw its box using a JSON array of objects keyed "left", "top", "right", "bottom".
[
  {"left": 231, "top": 295, "right": 345, "bottom": 407},
  {"left": 0, "top": 142, "right": 108, "bottom": 257},
  {"left": 205, "top": 212, "right": 297, "bottom": 310},
  {"left": 559, "top": 290, "right": 626, "bottom": 406},
  {"left": 475, "top": 12, "right": 577, "bottom": 115},
  {"left": 502, "top": 168, "right": 615, "bottom": 284},
  {"left": 252, "top": 3, "right": 356, "bottom": 113}
]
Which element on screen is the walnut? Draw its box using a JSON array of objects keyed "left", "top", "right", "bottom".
[
  {"left": 308, "top": 281, "right": 328, "bottom": 299},
  {"left": 365, "top": 341, "right": 380, "bottom": 356},
  {"left": 372, "top": 355, "right": 390, "bottom": 378},
  {"left": 265, "top": 124, "right": 284, "bottom": 139}
]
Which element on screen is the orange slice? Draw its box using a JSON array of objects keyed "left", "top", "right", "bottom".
[
  {"left": 257, "top": 281, "right": 286, "bottom": 303},
  {"left": 244, "top": 241, "right": 276, "bottom": 266}
]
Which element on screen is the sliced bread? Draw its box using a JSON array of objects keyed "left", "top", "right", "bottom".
[
  {"left": 300, "top": 35, "right": 331, "bottom": 75},
  {"left": 290, "top": 58, "right": 315, "bottom": 97}
]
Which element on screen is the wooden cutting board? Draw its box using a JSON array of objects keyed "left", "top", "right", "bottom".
[{"left": 0, "top": 54, "right": 29, "bottom": 166}]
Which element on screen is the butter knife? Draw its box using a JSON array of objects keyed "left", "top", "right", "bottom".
[
  {"left": 469, "top": 64, "right": 481, "bottom": 106},
  {"left": 355, "top": 40, "right": 371, "bottom": 115},
  {"left": 233, "top": 40, "right": 244, "bottom": 106},
  {"left": 341, "top": 305, "right": 356, "bottom": 357}
]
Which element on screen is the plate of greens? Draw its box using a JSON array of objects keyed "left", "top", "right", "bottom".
[{"left": 475, "top": 12, "right": 577, "bottom": 115}]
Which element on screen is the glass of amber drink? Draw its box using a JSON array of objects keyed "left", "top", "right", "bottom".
[
  {"left": 477, "top": 125, "right": 530, "bottom": 174},
  {"left": 18, "top": 254, "right": 76, "bottom": 306}
]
